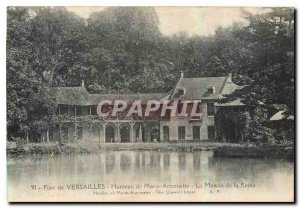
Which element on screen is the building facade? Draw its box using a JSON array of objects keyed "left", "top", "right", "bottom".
[
  {"left": 44, "top": 73, "right": 244, "bottom": 143},
  {"left": 160, "top": 72, "right": 244, "bottom": 142}
]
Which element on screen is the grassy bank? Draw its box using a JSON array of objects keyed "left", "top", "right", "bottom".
[
  {"left": 7, "top": 142, "right": 241, "bottom": 155},
  {"left": 7, "top": 142, "right": 294, "bottom": 160},
  {"left": 214, "top": 145, "right": 294, "bottom": 160}
]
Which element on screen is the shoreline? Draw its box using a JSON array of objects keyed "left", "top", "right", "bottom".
[
  {"left": 6, "top": 142, "right": 294, "bottom": 160},
  {"left": 214, "top": 145, "right": 294, "bottom": 161}
]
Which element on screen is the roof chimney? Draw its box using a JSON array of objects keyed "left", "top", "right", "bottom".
[
  {"left": 81, "top": 80, "right": 85, "bottom": 87},
  {"left": 180, "top": 71, "right": 184, "bottom": 78}
]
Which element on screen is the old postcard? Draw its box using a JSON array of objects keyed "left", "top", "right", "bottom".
[{"left": 7, "top": 6, "right": 295, "bottom": 202}]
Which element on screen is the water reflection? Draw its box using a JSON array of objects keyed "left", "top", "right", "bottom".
[
  {"left": 193, "top": 153, "right": 200, "bottom": 170},
  {"left": 105, "top": 154, "right": 115, "bottom": 174},
  {"left": 7, "top": 150, "right": 294, "bottom": 196},
  {"left": 178, "top": 153, "right": 186, "bottom": 170},
  {"left": 120, "top": 153, "right": 131, "bottom": 172},
  {"left": 134, "top": 153, "right": 139, "bottom": 170},
  {"left": 163, "top": 153, "right": 170, "bottom": 170}
]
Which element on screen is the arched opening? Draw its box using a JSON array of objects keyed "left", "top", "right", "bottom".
[
  {"left": 149, "top": 124, "right": 160, "bottom": 142},
  {"left": 120, "top": 124, "right": 130, "bottom": 143},
  {"left": 163, "top": 126, "right": 169, "bottom": 142},
  {"left": 178, "top": 126, "right": 186, "bottom": 140},
  {"left": 207, "top": 125, "right": 215, "bottom": 141},
  {"left": 105, "top": 126, "right": 115, "bottom": 143},
  {"left": 91, "top": 125, "right": 101, "bottom": 142}
]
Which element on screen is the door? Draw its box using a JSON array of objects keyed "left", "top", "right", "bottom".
[
  {"left": 208, "top": 126, "right": 215, "bottom": 140},
  {"left": 193, "top": 126, "right": 200, "bottom": 141},
  {"left": 77, "top": 127, "right": 83, "bottom": 140},
  {"left": 163, "top": 126, "right": 169, "bottom": 142},
  {"left": 178, "top": 126, "right": 185, "bottom": 140}
]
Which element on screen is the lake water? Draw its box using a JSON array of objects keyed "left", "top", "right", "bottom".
[{"left": 7, "top": 151, "right": 294, "bottom": 202}]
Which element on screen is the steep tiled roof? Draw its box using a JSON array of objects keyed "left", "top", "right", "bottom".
[
  {"left": 221, "top": 81, "right": 241, "bottom": 95},
  {"left": 54, "top": 74, "right": 241, "bottom": 105},
  {"left": 53, "top": 86, "right": 165, "bottom": 105},
  {"left": 54, "top": 87, "right": 91, "bottom": 105},
  {"left": 171, "top": 76, "right": 231, "bottom": 100},
  {"left": 215, "top": 99, "right": 245, "bottom": 106}
]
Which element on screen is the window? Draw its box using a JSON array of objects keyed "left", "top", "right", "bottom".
[
  {"left": 173, "top": 88, "right": 185, "bottom": 98},
  {"left": 178, "top": 126, "right": 186, "bottom": 140},
  {"left": 208, "top": 126, "right": 215, "bottom": 140},
  {"left": 193, "top": 126, "right": 200, "bottom": 141},
  {"left": 76, "top": 106, "right": 90, "bottom": 116},
  {"left": 207, "top": 103, "right": 215, "bottom": 116},
  {"left": 59, "top": 105, "right": 69, "bottom": 115},
  {"left": 178, "top": 88, "right": 185, "bottom": 95},
  {"left": 207, "top": 85, "right": 215, "bottom": 94},
  {"left": 91, "top": 105, "right": 98, "bottom": 115}
]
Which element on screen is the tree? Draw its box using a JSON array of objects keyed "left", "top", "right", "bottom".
[
  {"left": 84, "top": 7, "right": 175, "bottom": 93},
  {"left": 229, "top": 8, "right": 294, "bottom": 114},
  {"left": 222, "top": 8, "right": 295, "bottom": 143},
  {"left": 29, "top": 7, "right": 88, "bottom": 87},
  {"left": 7, "top": 7, "right": 56, "bottom": 140}
]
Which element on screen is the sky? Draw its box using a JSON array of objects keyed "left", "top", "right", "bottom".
[{"left": 66, "top": 7, "right": 266, "bottom": 36}]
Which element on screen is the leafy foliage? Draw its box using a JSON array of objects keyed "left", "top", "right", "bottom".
[{"left": 7, "top": 7, "right": 56, "bottom": 139}]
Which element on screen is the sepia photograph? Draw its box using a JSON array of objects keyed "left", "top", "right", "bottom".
[{"left": 6, "top": 6, "right": 295, "bottom": 202}]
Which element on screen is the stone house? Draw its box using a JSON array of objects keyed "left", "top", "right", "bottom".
[
  {"left": 160, "top": 72, "right": 244, "bottom": 142},
  {"left": 44, "top": 73, "right": 244, "bottom": 143}
]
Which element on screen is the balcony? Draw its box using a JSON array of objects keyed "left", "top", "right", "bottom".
[{"left": 52, "top": 115, "right": 99, "bottom": 123}]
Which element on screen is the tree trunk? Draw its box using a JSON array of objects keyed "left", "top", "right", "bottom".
[
  {"left": 26, "top": 132, "right": 29, "bottom": 144},
  {"left": 48, "top": 53, "right": 60, "bottom": 86},
  {"left": 47, "top": 130, "right": 49, "bottom": 143}
]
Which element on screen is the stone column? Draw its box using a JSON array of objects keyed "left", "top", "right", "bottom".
[
  {"left": 160, "top": 124, "right": 164, "bottom": 143},
  {"left": 89, "top": 124, "right": 92, "bottom": 141},
  {"left": 102, "top": 123, "right": 106, "bottom": 143},
  {"left": 116, "top": 123, "right": 121, "bottom": 143},
  {"left": 130, "top": 123, "right": 134, "bottom": 143}
]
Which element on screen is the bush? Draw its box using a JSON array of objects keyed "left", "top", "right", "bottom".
[{"left": 12, "top": 137, "right": 26, "bottom": 150}]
